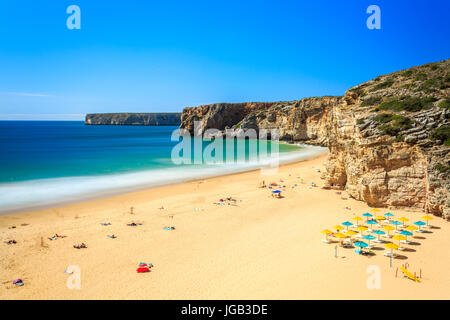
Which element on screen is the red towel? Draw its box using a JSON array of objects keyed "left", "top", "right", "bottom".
[{"left": 137, "top": 267, "right": 150, "bottom": 273}]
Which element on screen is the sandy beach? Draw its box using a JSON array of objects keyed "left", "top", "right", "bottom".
[{"left": 1, "top": 153, "right": 449, "bottom": 300}]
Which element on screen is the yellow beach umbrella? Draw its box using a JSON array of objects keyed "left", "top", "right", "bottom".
[
  {"left": 384, "top": 242, "right": 399, "bottom": 256},
  {"left": 392, "top": 234, "right": 406, "bottom": 246},
  {"left": 352, "top": 216, "right": 363, "bottom": 221},
  {"left": 422, "top": 215, "right": 433, "bottom": 226},
  {"left": 333, "top": 225, "right": 344, "bottom": 231},
  {"left": 371, "top": 208, "right": 380, "bottom": 212},
  {"left": 382, "top": 225, "right": 395, "bottom": 237},
  {"left": 345, "top": 230, "right": 358, "bottom": 238},
  {"left": 356, "top": 226, "right": 368, "bottom": 235},
  {"left": 321, "top": 229, "right": 334, "bottom": 242},
  {"left": 334, "top": 233, "right": 347, "bottom": 239},
  {"left": 406, "top": 225, "right": 418, "bottom": 231},
  {"left": 398, "top": 217, "right": 409, "bottom": 226}
]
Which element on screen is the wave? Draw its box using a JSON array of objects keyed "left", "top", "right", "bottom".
[{"left": 0, "top": 145, "right": 327, "bottom": 214}]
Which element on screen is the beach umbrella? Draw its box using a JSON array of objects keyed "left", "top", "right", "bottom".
[
  {"left": 382, "top": 225, "right": 395, "bottom": 237},
  {"left": 345, "top": 230, "right": 358, "bottom": 238},
  {"left": 321, "top": 229, "right": 333, "bottom": 242},
  {"left": 354, "top": 241, "right": 368, "bottom": 254},
  {"left": 333, "top": 225, "right": 344, "bottom": 232},
  {"left": 371, "top": 208, "right": 380, "bottom": 212},
  {"left": 384, "top": 213, "right": 394, "bottom": 220},
  {"left": 356, "top": 226, "right": 368, "bottom": 236},
  {"left": 398, "top": 217, "right": 409, "bottom": 226},
  {"left": 362, "top": 213, "right": 373, "bottom": 220},
  {"left": 392, "top": 234, "right": 407, "bottom": 246},
  {"left": 414, "top": 221, "right": 426, "bottom": 232},
  {"left": 372, "top": 229, "right": 386, "bottom": 241},
  {"left": 334, "top": 233, "right": 347, "bottom": 239},
  {"left": 354, "top": 241, "right": 368, "bottom": 248},
  {"left": 366, "top": 219, "right": 378, "bottom": 230},
  {"left": 272, "top": 190, "right": 281, "bottom": 194},
  {"left": 342, "top": 221, "right": 353, "bottom": 230},
  {"left": 384, "top": 242, "right": 399, "bottom": 256},
  {"left": 352, "top": 216, "right": 363, "bottom": 223},
  {"left": 363, "top": 234, "right": 376, "bottom": 246},
  {"left": 390, "top": 220, "right": 402, "bottom": 230},
  {"left": 421, "top": 215, "right": 433, "bottom": 226},
  {"left": 406, "top": 225, "right": 418, "bottom": 232},
  {"left": 376, "top": 215, "right": 385, "bottom": 220},
  {"left": 400, "top": 230, "right": 413, "bottom": 243}
]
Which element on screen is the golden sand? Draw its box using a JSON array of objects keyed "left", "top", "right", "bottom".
[{"left": 1, "top": 154, "right": 449, "bottom": 299}]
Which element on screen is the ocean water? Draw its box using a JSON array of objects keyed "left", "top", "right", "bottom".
[{"left": 0, "top": 121, "right": 327, "bottom": 213}]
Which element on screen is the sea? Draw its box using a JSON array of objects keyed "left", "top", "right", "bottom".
[{"left": 0, "top": 121, "right": 327, "bottom": 214}]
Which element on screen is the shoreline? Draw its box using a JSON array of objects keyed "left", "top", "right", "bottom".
[
  {"left": 0, "top": 145, "right": 327, "bottom": 215},
  {"left": 1, "top": 153, "right": 449, "bottom": 299}
]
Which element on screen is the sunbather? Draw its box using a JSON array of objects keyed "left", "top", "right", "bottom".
[{"left": 73, "top": 243, "right": 87, "bottom": 249}]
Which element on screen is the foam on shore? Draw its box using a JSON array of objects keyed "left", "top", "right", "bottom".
[{"left": 0, "top": 145, "right": 327, "bottom": 214}]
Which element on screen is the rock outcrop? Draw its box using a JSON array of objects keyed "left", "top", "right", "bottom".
[
  {"left": 85, "top": 113, "right": 181, "bottom": 126},
  {"left": 180, "top": 59, "right": 450, "bottom": 219}
]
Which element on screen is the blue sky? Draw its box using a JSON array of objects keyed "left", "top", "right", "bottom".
[{"left": 0, "top": 0, "right": 449, "bottom": 120}]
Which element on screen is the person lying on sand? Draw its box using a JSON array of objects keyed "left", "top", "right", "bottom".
[
  {"left": 163, "top": 226, "right": 176, "bottom": 230},
  {"left": 73, "top": 243, "right": 87, "bottom": 249},
  {"left": 100, "top": 222, "right": 111, "bottom": 226},
  {"left": 127, "top": 222, "right": 142, "bottom": 226},
  {"left": 4, "top": 240, "right": 17, "bottom": 245},
  {"left": 48, "top": 234, "right": 67, "bottom": 240},
  {"left": 107, "top": 234, "right": 117, "bottom": 239}
]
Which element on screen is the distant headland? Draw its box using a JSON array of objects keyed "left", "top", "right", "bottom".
[{"left": 85, "top": 113, "right": 181, "bottom": 126}]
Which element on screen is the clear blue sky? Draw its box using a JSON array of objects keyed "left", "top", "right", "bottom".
[{"left": 0, "top": 0, "right": 449, "bottom": 120}]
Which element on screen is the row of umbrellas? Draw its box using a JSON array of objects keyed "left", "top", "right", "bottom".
[{"left": 322, "top": 210, "right": 434, "bottom": 255}]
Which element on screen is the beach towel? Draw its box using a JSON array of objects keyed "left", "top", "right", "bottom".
[{"left": 137, "top": 267, "right": 150, "bottom": 273}]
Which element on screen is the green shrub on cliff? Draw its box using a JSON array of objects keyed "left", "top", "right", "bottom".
[
  {"left": 375, "top": 96, "right": 437, "bottom": 112},
  {"left": 430, "top": 126, "right": 450, "bottom": 145},
  {"left": 361, "top": 96, "right": 382, "bottom": 106},
  {"left": 377, "top": 115, "right": 413, "bottom": 136},
  {"left": 373, "top": 78, "right": 394, "bottom": 91},
  {"left": 435, "top": 163, "right": 450, "bottom": 174},
  {"left": 438, "top": 98, "right": 450, "bottom": 109}
]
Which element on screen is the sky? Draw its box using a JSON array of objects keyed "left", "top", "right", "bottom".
[{"left": 0, "top": 0, "right": 449, "bottom": 120}]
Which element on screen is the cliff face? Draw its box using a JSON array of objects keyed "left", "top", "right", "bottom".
[
  {"left": 179, "top": 59, "right": 450, "bottom": 219},
  {"left": 85, "top": 113, "right": 181, "bottom": 126}
]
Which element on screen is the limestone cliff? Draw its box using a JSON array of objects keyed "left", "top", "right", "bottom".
[
  {"left": 85, "top": 113, "right": 181, "bottom": 126},
  {"left": 179, "top": 59, "right": 450, "bottom": 219}
]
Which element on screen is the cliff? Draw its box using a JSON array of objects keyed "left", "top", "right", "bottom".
[
  {"left": 85, "top": 113, "right": 181, "bottom": 126},
  {"left": 179, "top": 59, "right": 450, "bottom": 219}
]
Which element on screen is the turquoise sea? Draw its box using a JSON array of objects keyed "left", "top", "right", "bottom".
[{"left": 0, "top": 121, "right": 326, "bottom": 213}]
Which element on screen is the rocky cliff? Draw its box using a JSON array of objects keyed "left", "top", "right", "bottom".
[
  {"left": 180, "top": 59, "right": 450, "bottom": 219},
  {"left": 85, "top": 113, "right": 181, "bottom": 126}
]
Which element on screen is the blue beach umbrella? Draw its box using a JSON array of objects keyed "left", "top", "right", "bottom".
[
  {"left": 372, "top": 229, "right": 386, "bottom": 241},
  {"left": 414, "top": 221, "right": 426, "bottom": 231},
  {"left": 272, "top": 190, "right": 281, "bottom": 194},
  {"left": 342, "top": 221, "right": 353, "bottom": 230},
  {"left": 362, "top": 213, "right": 373, "bottom": 220},
  {"left": 362, "top": 235, "right": 376, "bottom": 246},
  {"left": 354, "top": 241, "right": 368, "bottom": 254},
  {"left": 390, "top": 220, "right": 402, "bottom": 230},
  {"left": 400, "top": 230, "right": 413, "bottom": 242},
  {"left": 384, "top": 213, "right": 394, "bottom": 220},
  {"left": 354, "top": 241, "right": 368, "bottom": 248},
  {"left": 366, "top": 219, "right": 377, "bottom": 226}
]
